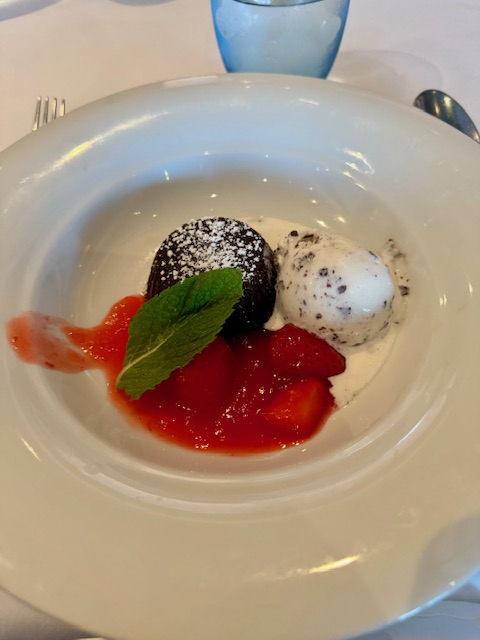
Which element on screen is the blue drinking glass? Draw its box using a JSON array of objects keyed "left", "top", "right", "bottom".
[{"left": 211, "top": 0, "right": 350, "bottom": 79}]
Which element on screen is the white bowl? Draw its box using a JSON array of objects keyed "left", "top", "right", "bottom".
[{"left": 0, "top": 74, "right": 479, "bottom": 640}]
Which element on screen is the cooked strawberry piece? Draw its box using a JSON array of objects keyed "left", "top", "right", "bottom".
[
  {"left": 169, "top": 336, "right": 235, "bottom": 413},
  {"left": 269, "top": 323, "right": 346, "bottom": 380},
  {"left": 262, "top": 377, "right": 334, "bottom": 439},
  {"left": 227, "top": 329, "right": 276, "bottom": 419}
]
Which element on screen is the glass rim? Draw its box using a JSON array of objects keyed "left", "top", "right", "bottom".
[{"left": 232, "top": 0, "right": 324, "bottom": 6}]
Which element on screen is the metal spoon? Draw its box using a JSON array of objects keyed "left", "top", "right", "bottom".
[{"left": 413, "top": 89, "right": 480, "bottom": 143}]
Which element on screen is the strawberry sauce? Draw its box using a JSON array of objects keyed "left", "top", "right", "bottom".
[{"left": 6, "top": 296, "right": 335, "bottom": 454}]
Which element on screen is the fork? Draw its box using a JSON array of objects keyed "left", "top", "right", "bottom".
[{"left": 32, "top": 96, "right": 66, "bottom": 131}]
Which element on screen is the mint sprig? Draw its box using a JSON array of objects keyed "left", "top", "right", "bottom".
[{"left": 116, "top": 268, "right": 243, "bottom": 400}]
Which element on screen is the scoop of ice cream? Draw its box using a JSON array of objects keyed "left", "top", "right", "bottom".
[{"left": 272, "top": 229, "right": 395, "bottom": 347}]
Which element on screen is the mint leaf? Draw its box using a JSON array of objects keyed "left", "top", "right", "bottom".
[{"left": 116, "top": 268, "right": 243, "bottom": 399}]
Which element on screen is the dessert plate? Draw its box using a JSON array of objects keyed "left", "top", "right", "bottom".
[{"left": 0, "top": 74, "right": 479, "bottom": 640}]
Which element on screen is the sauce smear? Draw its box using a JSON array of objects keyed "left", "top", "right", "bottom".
[{"left": 7, "top": 295, "right": 334, "bottom": 454}]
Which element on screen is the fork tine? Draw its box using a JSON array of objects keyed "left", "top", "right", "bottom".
[
  {"left": 58, "top": 98, "right": 66, "bottom": 118},
  {"left": 32, "top": 96, "right": 42, "bottom": 131},
  {"left": 42, "top": 96, "right": 50, "bottom": 127}
]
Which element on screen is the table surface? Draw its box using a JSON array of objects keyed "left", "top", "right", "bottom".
[{"left": 1, "top": 0, "right": 479, "bottom": 638}]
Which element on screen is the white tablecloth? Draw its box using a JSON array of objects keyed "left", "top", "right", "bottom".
[{"left": 1, "top": 1, "right": 479, "bottom": 638}]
